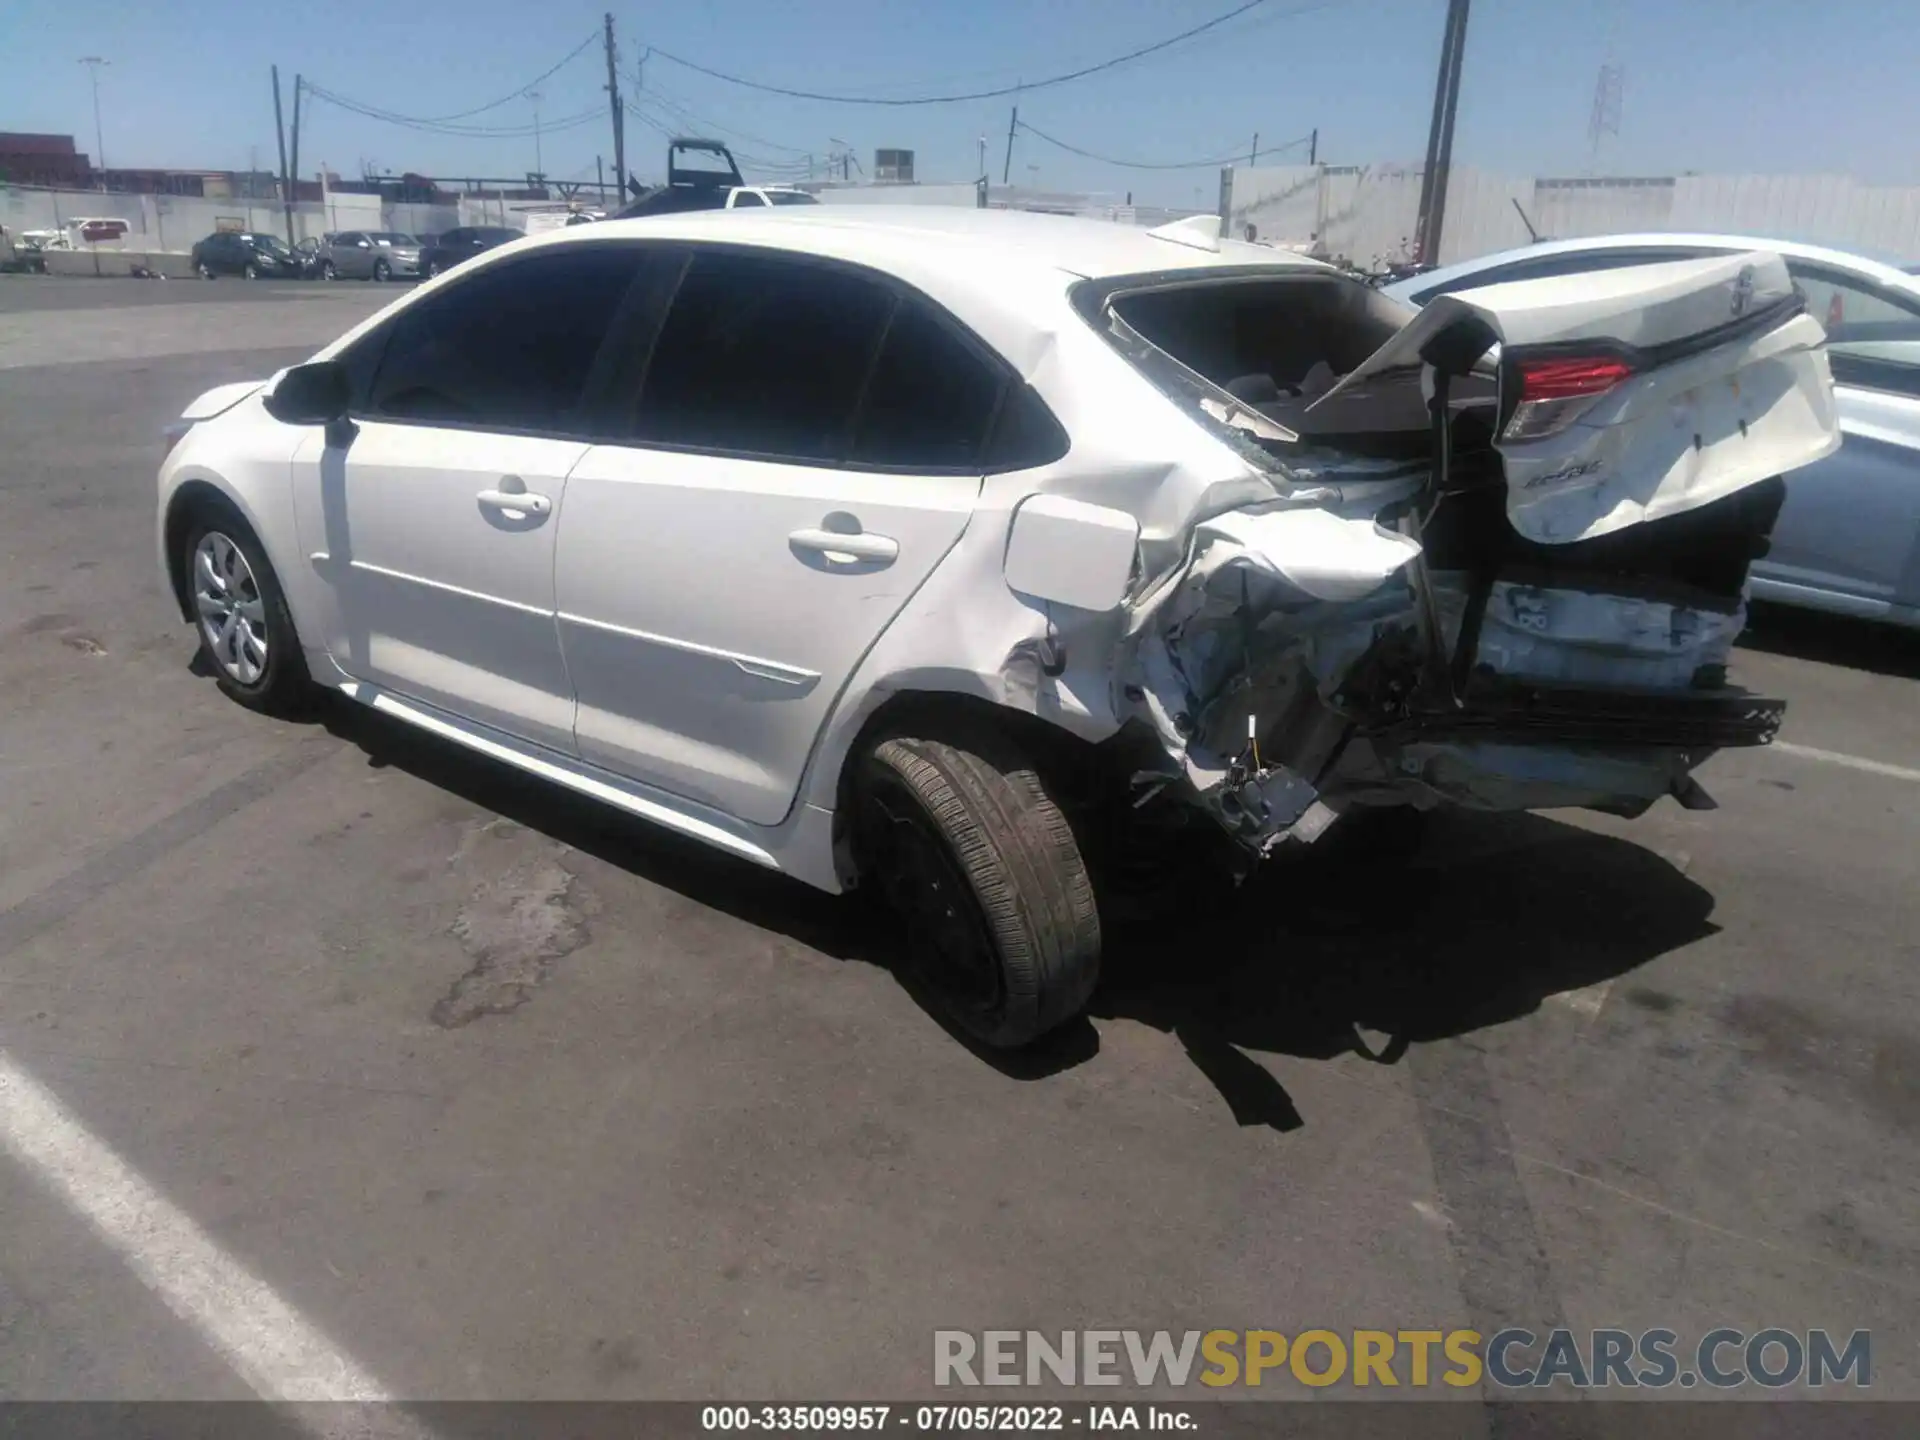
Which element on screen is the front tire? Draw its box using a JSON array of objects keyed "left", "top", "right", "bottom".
[
  {"left": 243, "top": 261, "right": 260, "bottom": 280},
  {"left": 321, "top": 260, "right": 336, "bottom": 281},
  {"left": 181, "top": 512, "right": 312, "bottom": 716},
  {"left": 196, "top": 260, "right": 214, "bottom": 279},
  {"left": 857, "top": 728, "right": 1101, "bottom": 1049},
  {"left": 372, "top": 259, "right": 390, "bottom": 282}
]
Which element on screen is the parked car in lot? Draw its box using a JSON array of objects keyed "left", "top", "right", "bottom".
[
  {"left": 318, "top": 230, "right": 423, "bottom": 282},
  {"left": 157, "top": 208, "right": 1839, "bottom": 1048},
  {"left": 190, "top": 231, "right": 303, "bottom": 280},
  {"left": 416, "top": 226, "right": 522, "bottom": 277},
  {"left": 1386, "top": 234, "right": 1920, "bottom": 629}
]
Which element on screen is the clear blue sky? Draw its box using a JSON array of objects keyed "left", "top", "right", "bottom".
[{"left": 4, "top": 0, "right": 1916, "bottom": 207}]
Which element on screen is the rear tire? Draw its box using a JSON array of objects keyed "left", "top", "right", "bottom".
[
  {"left": 196, "top": 260, "right": 214, "bottom": 279},
  {"left": 180, "top": 508, "right": 313, "bottom": 718},
  {"left": 857, "top": 727, "right": 1101, "bottom": 1049}
]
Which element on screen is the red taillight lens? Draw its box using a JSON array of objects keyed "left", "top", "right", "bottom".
[
  {"left": 1516, "top": 357, "right": 1634, "bottom": 400},
  {"left": 1503, "top": 355, "right": 1635, "bottom": 441}
]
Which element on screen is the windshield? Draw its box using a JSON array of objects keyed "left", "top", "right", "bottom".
[{"left": 250, "top": 235, "right": 292, "bottom": 256}]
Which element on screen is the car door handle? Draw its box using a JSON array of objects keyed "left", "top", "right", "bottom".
[
  {"left": 477, "top": 487, "right": 551, "bottom": 516},
  {"left": 788, "top": 527, "right": 898, "bottom": 564}
]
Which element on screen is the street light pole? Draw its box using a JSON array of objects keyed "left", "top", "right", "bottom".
[{"left": 78, "top": 56, "right": 109, "bottom": 185}]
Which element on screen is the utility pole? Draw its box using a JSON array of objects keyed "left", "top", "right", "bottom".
[
  {"left": 288, "top": 76, "right": 304, "bottom": 240},
  {"left": 1002, "top": 104, "right": 1018, "bottom": 185},
  {"left": 79, "top": 57, "right": 109, "bottom": 184},
  {"left": 603, "top": 13, "right": 626, "bottom": 202},
  {"left": 596, "top": 154, "right": 605, "bottom": 207},
  {"left": 1413, "top": 0, "right": 1471, "bottom": 267},
  {"left": 527, "top": 89, "right": 544, "bottom": 182},
  {"left": 1250, "top": 132, "right": 1259, "bottom": 167},
  {"left": 272, "top": 64, "right": 293, "bottom": 244},
  {"left": 1309, "top": 127, "right": 1318, "bottom": 165}
]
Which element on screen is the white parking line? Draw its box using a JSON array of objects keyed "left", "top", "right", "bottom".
[
  {"left": 0, "top": 1050, "right": 410, "bottom": 1415},
  {"left": 1770, "top": 741, "right": 1920, "bottom": 784}
]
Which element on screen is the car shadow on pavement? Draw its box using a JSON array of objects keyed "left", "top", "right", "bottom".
[
  {"left": 1739, "top": 601, "right": 1920, "bottom": 680},
  {"left": 317, "top": 698, "right": 874, "bottom": 965},
  {"left": 316, "top": 697, "right": 1717, "bottom": 1129},
  {"left": 1077, "top": 807, "right": 1720, "bottom": 1129}
]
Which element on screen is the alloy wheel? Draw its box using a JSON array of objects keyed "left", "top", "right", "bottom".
[{"left": 192, "top": 532, "right": 269, "bottom": 685}]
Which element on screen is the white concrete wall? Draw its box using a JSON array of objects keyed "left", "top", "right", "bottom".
[{"left": 1230, "top": 164, "right": 1920, "bottom": 267}]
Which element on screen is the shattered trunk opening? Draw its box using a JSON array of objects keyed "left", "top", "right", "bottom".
[{"left": 1079, "top": 252, "right": 1841, "bottom": 853}]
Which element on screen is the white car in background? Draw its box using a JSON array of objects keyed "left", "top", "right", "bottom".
[
  {"left": 157, "top": 209, "right": 1838, "bottom": 1048},
  {"left": 724, "top": 186, "right": 818, "bottom": 209},
  {"left": 1387, "top": 234, "right": 1920, "bottom": 629}
]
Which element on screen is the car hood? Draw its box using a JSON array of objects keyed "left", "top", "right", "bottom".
[{"left": 179, "top": 380, "right": 266, "bottom": 420}]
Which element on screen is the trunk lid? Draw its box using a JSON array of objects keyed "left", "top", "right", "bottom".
[{"left": 1311, "top": 250, "right": 1840, "bottom": 544}]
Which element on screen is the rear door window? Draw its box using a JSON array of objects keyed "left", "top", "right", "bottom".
[
  {"left": 850, "top": 299, "right": 1006, "bottom": 470},
  {"left": 633, "top": 250, "right": 893, "bottom": 462}
]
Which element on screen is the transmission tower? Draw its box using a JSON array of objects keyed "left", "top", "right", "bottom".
[{"left": 1588, "top": 62, "right": 1625, "bottom": 160}]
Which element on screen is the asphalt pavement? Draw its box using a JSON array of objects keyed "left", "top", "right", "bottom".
[{"left": 1, "top": 275, "right": 1916, "bottom": 1412}]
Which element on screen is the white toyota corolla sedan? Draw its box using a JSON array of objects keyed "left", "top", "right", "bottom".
[{"left": 159, "top": 206, "right": 1840, "bottom": 1048}]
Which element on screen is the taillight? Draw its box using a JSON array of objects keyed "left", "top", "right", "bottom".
[{"left": 1502, "top": 355, "right": 1634, "bottom": 441}]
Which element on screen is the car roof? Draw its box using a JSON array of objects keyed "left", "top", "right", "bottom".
[
  {"left": 1399, "top": 231, "right": 1920, "bottom": 297},
  {"left": 526, "top": 204, "right": 1332, "bottom": 283}
]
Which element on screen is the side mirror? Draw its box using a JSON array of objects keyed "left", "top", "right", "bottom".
[
  {"left": 263, "top": 361, "right": 350, "bottom": 426},
  {"left": 1003, "top": 494, "right": 1140, "bottom": 613}
]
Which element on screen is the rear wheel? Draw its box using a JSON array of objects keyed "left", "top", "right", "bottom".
[
  {"left": 181, "top": 511, "right": 312, "bottom": 716},
  {"left": 426, "top": 259, "right": 442, "bottom": 278},
  {"left": 372, "top": 258, "right": 390, "bottom": 282},
  {"left": 856, "top": 727, "right": 1101, "bottom": 1049},
  {"left": 196, "top": 260, "right": 214, "bottom": 279},
  {"left": 243, "top": 261, "right": 260, "bottom": 280}
]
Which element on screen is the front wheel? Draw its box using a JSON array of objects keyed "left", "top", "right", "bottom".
[
  {"left": 857, "top": 728, "right": 1101, "bottom": 1049},
  {"left": 196, "top": 260, "right": 214, "bottom": 279},
  {"left": 181, "top": 513, "right": 313, "bottom": 716},
  {"left": 426, "top": 259, "right": 442, "bottom": 278},
  {"left": 321, "top": 261, "right": 336, "bottom": 281},
  {"left": 372, "top": 259, "right": 390, "bottom": 282},
  {"left": 243, "top": 261, "right": 260, "bottom": 280}
]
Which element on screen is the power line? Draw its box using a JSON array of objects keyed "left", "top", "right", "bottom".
[
  {"left": 304, "top": 34, "right": 597, "bottom": 129},
  {"left": 1017, "top": 119, "right": 1313, "bottom": 170},
  {"left": 644, "top": 0, "right": 1337, "bottom": 106},
  {"left": 305, "top": 82, "right": 603, "bottom": 138},
  {"left": 633, "top": 78, "right": 815, "bottom": 157}
]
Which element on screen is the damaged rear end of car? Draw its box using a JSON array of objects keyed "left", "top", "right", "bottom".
[{"left": 1075, "top": 250, "right": 1840, "bottom": 854}]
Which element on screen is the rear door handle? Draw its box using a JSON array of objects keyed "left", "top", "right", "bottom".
[
  {"left": 477, "top": 487, "right": 551, "bottom": 517},
  {"left": 788, "top": 528, "right": 898, "bottom": 564}
]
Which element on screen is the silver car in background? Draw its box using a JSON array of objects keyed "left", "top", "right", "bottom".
[
  {"left": 1386, "top": 234, "right": 1920, "bottom": 629},
  {"left": 319, "top": 230, "right": 423, "bottom": 282}
]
